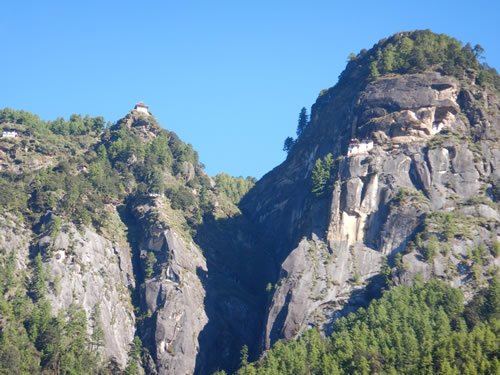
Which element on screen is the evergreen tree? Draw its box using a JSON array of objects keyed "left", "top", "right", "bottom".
[
  {"left": 90, "top": 304, "right": 105, "bottom": 354},
  {"left": 32, "top": 253, "right": 47, "bottom": 301},
  {"left": 125, "top": 336, "right": 143, "bottom": 375},
  {"left": 283, "top": 136, "right": 295, "bottom": 154},
  {"left": 233, "top": 280, "right": 500, "bottom": 375},
  {"left": 311, "top": 154, "right": 334, "bottom": 197},
  {"left": 485, "top": 275, "right": 500, "bottom": 320},
  {"left": 311, "top": 159, "right": 328, "bottom": 196},
  {"left": 296, "top": 107, "right": 309, "bottom": 138}
]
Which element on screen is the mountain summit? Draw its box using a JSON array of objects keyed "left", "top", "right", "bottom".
[{"left": 240, "top": 29, "right": 500, "bottom": 351}]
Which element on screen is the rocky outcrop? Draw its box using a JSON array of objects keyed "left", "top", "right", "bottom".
[
  {"left": 131, "top": 198, "right": 208, "bottom": 375},
  {"left": 117, "top": 111, "right": 161, "bottom": 140},
  {"left": 242, "top": 71, "right": 500, "bottom": 351},
  {"left": 356, "top": 73, "right": 461, "bottom": 140},
  {"left": 37, "top": 213, "right": 136, "bottom": 368},
  {"left": 0, "top": 213, "right": 31, "bottom": 273}
]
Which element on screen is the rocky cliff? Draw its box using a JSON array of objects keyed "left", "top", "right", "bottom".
[
  {"left": 241, "top": 35, "right": 500, "bottom": 352},
  {"left": 39, "top": 212, "right": 136, "bottom": 367},
  {"left": 128, "top": 197, "right": 209, "bottom": 375},
  {"left": 0, "top": 108, "right": 230, "bottom": 374},
  {"left": 1, "top": 30, "right": 499, "bottom": 374}
]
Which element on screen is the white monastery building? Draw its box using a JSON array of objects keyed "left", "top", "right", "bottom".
[
  {"left": 347, "top": 138, "right": 374, "bottom": 156},
  {"left": 134, "top": 101, "right": 150, "bottom": 115},
  {"left": 2, "top": 130, "right": 18, "bottom": 138}
]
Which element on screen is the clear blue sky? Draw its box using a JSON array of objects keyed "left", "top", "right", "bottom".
[{"left": 2, "top": 1, "right": 499, "bottom": 179}]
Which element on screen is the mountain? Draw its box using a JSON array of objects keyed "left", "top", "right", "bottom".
[
  {"left": 0, "top": 107, "right": 239, "bottom": 374},
  {"left": 235, "top": 30, "right": 500, "bottom": 373},
  {"left": 0, "top": 30, "right": 499, "bottom": 374}
]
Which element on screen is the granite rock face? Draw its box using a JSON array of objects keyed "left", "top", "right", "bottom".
[
  {"left": 241, "top": 71, "right": 500, "bottom": 350},
  {"left": 130, "top": 199, "right": 208, "bottom": 375},
  {"left": 0, "top": 214, "right": 31, "bottom": 274},
  {"left": 356, "top": 73, "right": 461, "bottom": 139},
  {"left": 36, "top": 211, "right": 136, "bottom": 368}
]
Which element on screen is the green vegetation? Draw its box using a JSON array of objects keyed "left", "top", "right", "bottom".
[
  {"left": 0, "top": 109, "right": 216, "bottom": 235},
  {"left": 339, "top": 30, "right": 500, "bottom": 92},
  {"left": 214, "top": 173, "right": 257, "bottom": 205},
  {"left": 389, "top": 187, "right": 430, "bottom": 209},
  {"left": 235, "top": 279, "right": 500, "bottom": 375},
  {"left": 125, "top": 336, "right": 143, "bottom": 375},
  {"left": 282, "top": 136, "right": 295, "bottom": 154},
  {"left": 0, "top": 250, "right": 106, "bottom": 374},
  {"left": 144, "top": 252, "right": 157, "bottom": 278},
  {"left": 0, "top": 108, "right": 231, "bottom": 371},
  {"left": 283, "top": 107, "right": 310, "bottom": 154},
  {"left": 32, "top": 253, "right": 48, "bottom": 301},
  {"left": 0, "top": 108, "right": 105, "bottom": 137},
  {"left": 296, "top": 107, "right": 309, "bottom": 138},
  {"left": 423, "top": 234, "right": 438, "bottom": 263},
  {"left": 423, "top": 210, "right": 475, "bottom": 241},
  {"left": 311, "top": 154, "right": 342, "bottom": 197}
]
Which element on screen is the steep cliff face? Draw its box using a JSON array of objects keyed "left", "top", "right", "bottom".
[
  {"left": 0, "top": 210, "right": 137, "bottom": 368},
  {"left": 38, "top": 212, "right": 136, "bottom": 367},
  {"left": 242, "top": 66, "right": 500, "bottom": 350},
  {"left": 129, "top": 197, "right": 209, "bottom": 375}
]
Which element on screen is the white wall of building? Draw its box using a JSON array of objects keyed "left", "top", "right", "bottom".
[
  {"left": 2, "top": 131, "right": 17, "bottom": 138},
  {"left": 136, "top": 106, "right": 149, "bottom": 114},
  {"left": 347, "top": 140, "right": 373, "bottom": 156}
]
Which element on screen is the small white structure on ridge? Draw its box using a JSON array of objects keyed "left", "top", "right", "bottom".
[
  {"left": 134, "top": 101, "right": 150, "bottom": 115},
  {"left": 347, "top": 138, "right": 373, "bottom": 156},
  {"left": 2, "top": 130, "right": 18, "bottom": 138}
]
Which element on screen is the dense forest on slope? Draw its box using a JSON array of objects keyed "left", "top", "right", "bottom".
[
  {"left": 339, "top": 30, "right": 500, "bottom": 91},
  {"left": 0, "top": 108, "right": 219, "bottom": 230},
  {"left": 230, "top": 279, "right": 500, "bottom": 375},
  {"left": 214, "top": 174, "right": 257, "bottom": 205}
]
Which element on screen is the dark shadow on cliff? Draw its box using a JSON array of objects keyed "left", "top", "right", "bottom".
[
  {"left": 323, "top": 274, "right": 386, "bottom": 336},
  {"left": 117, "top": 198, "right": 158, "bottom": 369},
  {"left": 193, "top": 212, "right": 277, "bottom": 375}
]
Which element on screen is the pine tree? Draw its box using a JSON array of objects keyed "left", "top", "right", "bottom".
[
  {"left": 311, "top": 159, "right": 328, "bottom": 196},
  {"left": 283, "top": 136, "right": 295, "bottom": 153},
  {"left": 32, "top": 253, "right": 47, "bottom": 301},
  {"left": 296, "top": 107, "right": 309, "bottom": 138},
  {"left": 90, "top": 304, "right": 105, "bottom": 353},
  {"left": 125, "top": 336, "right": 143, "bottom": 375},
  {"left": 485, "top": 275, "right": 500, "bottom": 320}
]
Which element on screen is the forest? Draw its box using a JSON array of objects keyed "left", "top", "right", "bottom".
[{"left": 229, "top": 278, "right": 500, "bottom": 375}]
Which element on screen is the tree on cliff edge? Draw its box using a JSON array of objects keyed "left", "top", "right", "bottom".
[{"left": 296, "top": 107, "right": 309, "bottom": 138}]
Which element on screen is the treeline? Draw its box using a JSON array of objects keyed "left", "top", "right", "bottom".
[
  {"left": 340, "top": 30, "right": 500, "bottom": 91},
  {"left": 0, "top": 109, "right": 214, "bottom": 231},
  {"left": 0, "top": 107, "right": 106, "bottom": 136},
  {"left": 215, "top": 173, "right": 257, "bottom": 204},
  {"left": 229, "top": 278, "right": 500, "bottom": 375}
]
